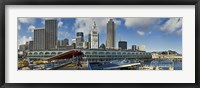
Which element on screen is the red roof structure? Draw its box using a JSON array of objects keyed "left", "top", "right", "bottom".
[{"left": 45, "top": 50, "right": 83, "bottom": 62}]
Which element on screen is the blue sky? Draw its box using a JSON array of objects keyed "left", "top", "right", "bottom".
[{"left": 18, "top": 17, "right": 182, "bottom": 53}]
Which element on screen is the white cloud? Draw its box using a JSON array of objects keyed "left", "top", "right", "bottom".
[
  {"left": 41, "top": 20, "right": 45, "bottom": 25},
  {"left": 124, "top": 18, "right": 160, "bottom": 36},
  {"left": 18, "top": 36, "right": 32, "bottom": 46},
  {"left": 58, "top": 21, "right": 64, "bottom": 28},
  {"left": 124, "top": 18, "right": 159, "bottom": 30},
  {"left": 58, "top": 31, "right": 70, "bottom": 40},
  {"left": 160, "top": 18, "right": 182, "bottom": 33},
  {"left": 18, "top": 18, "right": 36, "bottom": 24},
  {"left": 74, "top": 18, "right": 121, "bottom": 36},
  {"left": 137, "top": 30, "right": 145, "bottom": 36},
  {"left": 124, "top": 18, "right": 182, "bottom": 35},
  {"left": 28, "top": 25, "right": 35, "bottom": 32}
]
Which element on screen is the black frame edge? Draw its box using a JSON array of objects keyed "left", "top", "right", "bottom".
[
  {"left": 2, "top": 0, "right": 200, "bottom": 5},
  {"left": 0, "top": 0, "right": 200, "bottom": 88},
  {"left": 0, "top": 0, "right": 5, "bottom": 87},
  {"left": 195, "top": 1, "right": 200, "bottom": 87}
]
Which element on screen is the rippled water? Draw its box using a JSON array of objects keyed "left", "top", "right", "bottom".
[{"left": 143, "top": 59, "right": 182, "bottom": 70}]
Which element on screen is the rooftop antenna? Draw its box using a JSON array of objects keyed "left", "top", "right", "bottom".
[
  {"left": 92, "top": 18, "right": 97, "bottom": 32},
  {"left": 93, "top": 18, "right": 96, "bottom": 29}
]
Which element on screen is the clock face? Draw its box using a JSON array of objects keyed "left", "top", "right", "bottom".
[
  {"left": 92, "top": 38, "right": 98, "bottom": 48},
  {"left": 93, "top": 38, "right": 97, "bottom": 42}
]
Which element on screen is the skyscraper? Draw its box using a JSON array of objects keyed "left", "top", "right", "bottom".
[
  {"left": 71, "top": 38, "right": 76, "bottom": 49},
  {"left": 100, "top": 43, "right": 106, "bottom": 50},
  {"left": 61, "top": 38, "right": 69, "bottom": 46},
  {"left": 45, "top": 19, "right": 57, "bottom": 50},
  {"left": 82, "top": 41, "right": 88, "bottom": 49},
  {"left": 88, "top": 33, "right": 91, "bottom": 49},
  {"left": 76, "top": 32, "right": 84, "bottom": 48},
  {"left": 19, "top": 44, "right": 26, "bottom": 51},
  {"left": 76, "top": 32, "right": 84, "bottom": 41},
  {"left": 25, "top": 42, "right": 29, "bottom": 50},
  {"left": 106, "top": 19, "right": 115, "bottom": 49},
  {"left": 28, "top": 41, "right": 34, "bottom": 51},
  {"left": 132, "top": 45, "right": 137, "bottom": 51},
  {"left": 90, "top": 21, "right": 99, "bottom": 49},
  {"left": 33, "top": 28, "right": 45, "bottom": 50},
  {"left": 118, "top": 41, "right": 127, "bottom": 50},
  {"left": 76, "top": 36, "right": 83, "bottom": 48},
  {"left": 72, "top": 38, "right": 76, "bottom": 44},
  {"left": 139, "top": 45, "right": 146, "bottom": 51},
  {"left": 76, "top": 32, "right": 84, "bottom": 42},
  {"left": 57, "top": 40, "right": 61, "bottom": 48}
]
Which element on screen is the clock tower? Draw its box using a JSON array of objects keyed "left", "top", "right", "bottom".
[{"left": 90, "top": 21, "right": 99, "bottom": 49}]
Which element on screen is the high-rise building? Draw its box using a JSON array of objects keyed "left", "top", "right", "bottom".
[
  {"left": 76, "top": 36, "right": 83, "bottom": 48},
  {"left": 88, "top": 33, "right": 91, "bottom": 49},
  {"left": 25, "top": 42, "right": 29, "bottom": 50},
  {"left": 33, "top": 28, "right": 45, "bottom": 50},
  {"left": 72, "top": 38, "right": 76, "bottom": 49},
  {"left": 138, "top": 45, "right": 146, "bottom": 51},
  {"left": 45, "top": 19, "right": 57, "bottom": 50},
  {"left": 90, "top": 21, "right": 99, "bottom": 49},
  {"left": 132, "top": 45, "right": 137, "bottom": 51},
  {"left": 76, "top": 32, "right": 84, "bottom": 41},
  {"left": 19, "top": 44, "right": 26, "bottom": 51},
  {"left": 72, "top": 38, "right": 76, "bottom": 44},
  {"left": 106, "top": 19, "right": 115, "bottom": 49},
  {"left": 28, "top": 41, "right": 34, "bottom": 51},
  {"left": 61, "top": 38, "right": 69, "bottom": 46},
  {"left": 100, "top": 43, "right": 106, "bottom": 50},
  {"left": 57, "top": 40, "right": 61, "bottom": 48},
  {"left": 82, "top": 41, "right": 88, "bottom": 49},
  {"left": 76, "top": 32, "right": 84, "bottom": 48},
  {"left": 118, "top": 41, "right": 127, "bottom": 50}
]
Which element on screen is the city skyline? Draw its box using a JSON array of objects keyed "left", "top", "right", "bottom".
[{"left": 18, "top": 17, "right": 182, "bottom": 53}]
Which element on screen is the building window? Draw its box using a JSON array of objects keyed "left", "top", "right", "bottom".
[
  {"left": 34, "top": 52, "right": 38, "bottom": 55},
  {"left": 112, "top": 52, "right": 116, "bottom": 55},
  {"left": 106, "top": 52, "right": 110, "bottom": 55},
  {"left": 45, "top": 52, "right": 50, "bottom": 55},
  {"left": 92, "top": 52, "right": 97, "bottom": 55},
  {"left": 99, "top": 52, "right": 104, "bottom": 55},
  {"left": 39, "top": 52, "right": 43, "bottom": 55},
  {"left": 117, "top": 52, "right": 121, "bottom": 55},
  {"left": 85, "top": 52, "right": 91, "bottom": 55},
  {"left": 51, "top": 52, "right": 56, "bottom": 55}
]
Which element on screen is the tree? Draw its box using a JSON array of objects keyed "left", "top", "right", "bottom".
[{"left": 18, "top": 59, "right": 29, "bottom": 67}]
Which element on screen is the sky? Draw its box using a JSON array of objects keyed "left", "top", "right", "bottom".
[{"left": 18, "top": 17, "right": 182, "bottom": 53}]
